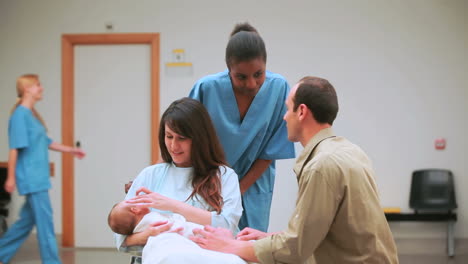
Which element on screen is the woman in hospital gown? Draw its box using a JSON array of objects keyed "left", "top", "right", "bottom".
[
  {"left": 189, "top": 23, "right": 295, "bottom": 232},
  {"left": 114, "top": 98, "right": 243, "bottom": 263}
]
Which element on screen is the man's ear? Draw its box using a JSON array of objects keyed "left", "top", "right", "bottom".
[{"left": 298, "top": 104, "right": 308, "bottom": 121}]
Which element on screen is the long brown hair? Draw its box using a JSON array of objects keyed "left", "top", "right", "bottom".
[
  {"left": 159, "top": 98, "right": 227, "bottom": 214},
  {"left": 12, "top": 74, "right": 47, "bottom": 129}
]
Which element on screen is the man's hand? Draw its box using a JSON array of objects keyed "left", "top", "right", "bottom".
[
  {"left": 236, "top": 227, "right": 270, "bottom": 241},
  {"left": 190, "top": 225, "right": 236, "bottom": 253},
  {"left": 190, "top": 226, "right": 259, "bottom": 262}
]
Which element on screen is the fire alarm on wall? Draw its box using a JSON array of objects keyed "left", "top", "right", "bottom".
[{"left": 435, "top": 138, "right": 446, "bottom": 150}]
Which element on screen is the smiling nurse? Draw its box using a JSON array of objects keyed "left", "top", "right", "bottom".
[{"left": 189, "top": 23, "right": 295, "bottom": 232}]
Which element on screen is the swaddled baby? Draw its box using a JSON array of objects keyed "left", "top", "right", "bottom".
[
  {"left": 108, "top": 200, "right": 202, "bottom": 237},
  {"left": 108, "top": 200, "right": 247, "bottom": 264}
]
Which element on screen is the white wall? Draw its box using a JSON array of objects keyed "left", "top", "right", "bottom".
[{"left": 0, "top": 0, "right": 467, "bottom": 241}]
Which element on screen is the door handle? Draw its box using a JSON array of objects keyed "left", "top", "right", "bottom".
[{"left": 76, "top": 141, "right": 81, "bottom": 148}]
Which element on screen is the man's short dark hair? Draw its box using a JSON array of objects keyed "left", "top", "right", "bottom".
[{"left": 293, "top": 76, "right": 339, "bottom": 125}]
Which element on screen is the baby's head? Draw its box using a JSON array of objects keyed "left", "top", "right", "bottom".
[{"left": 108, "top": 200, "right": 149, "bottom": 235}]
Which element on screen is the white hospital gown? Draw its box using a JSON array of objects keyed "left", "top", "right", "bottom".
[{"left": 114, "top": 162, "right": 243, "bottom": 250}]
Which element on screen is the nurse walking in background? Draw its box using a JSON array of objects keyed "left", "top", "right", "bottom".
[
  {"left": 0, "top": 74, "right": 85, "bottom": 264},
  {"left": 189, "top": 23, "right": 295, "bottom": 232}
]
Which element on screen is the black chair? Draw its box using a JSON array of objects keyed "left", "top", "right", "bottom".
[
  {"left": 410, "top": 169, "right": 457, "bottom": 213},
  {"left": 0, "top": 168, "right": 11, "bottom": 236},
  {"left": 385, "top": 169, "right": 458, "bottom": 256},
  {"left": 409, "top": 169, "right": 457, "bottom": 257}
]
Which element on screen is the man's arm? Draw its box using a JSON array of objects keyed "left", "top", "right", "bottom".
[{"left": 191, "top": 226, "right": 259, "bottom": 262}]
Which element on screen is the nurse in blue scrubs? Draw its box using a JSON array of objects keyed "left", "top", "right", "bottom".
[
  {"left": 189, "top": 23, "right": 295, "bottom": 232},
  {"left": 0, "top": 74, "right": 85, "bottom": 264}
]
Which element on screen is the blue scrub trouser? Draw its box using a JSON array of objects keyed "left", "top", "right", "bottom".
[
  {"left": 0, "top": 191, "right": 61, "bottom": 264},
  {"left": 239, "top": 191, "right": 273, "bottom": 232}
]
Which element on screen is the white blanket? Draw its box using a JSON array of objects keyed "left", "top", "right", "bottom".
[{"left": 135, "top": 212, "right": 246, "bottom": 264}]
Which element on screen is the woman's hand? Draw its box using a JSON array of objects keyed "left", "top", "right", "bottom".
[
  {"left": 143, "top": 220, "right": 175, "bottom": 238},
  {"left": 126, "top": 220, "right": 181, "bottom": 246},
  {"left": 126, "top": 187, "right": 181, "bottom": 212}
]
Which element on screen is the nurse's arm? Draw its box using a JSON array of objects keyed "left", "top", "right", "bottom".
[
  {"left": 49, "top": 142, "right": 86, "bottom": 159},
  {"left": 239, "top": 159, "right": 272, "bottom": 194},
  {"left": 5, "top": 149, "right": 18, "bottom": 193}
]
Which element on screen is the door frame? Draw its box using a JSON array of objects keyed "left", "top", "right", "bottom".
[{"left": 61, "top": 33, "right": 160, "bottom": 247}]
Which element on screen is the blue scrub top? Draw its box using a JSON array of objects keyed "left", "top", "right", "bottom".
[
  {"left": 8, "top": 105, "right": 52, "bottom": 195},
  {"left": 190, "top": 70, "right": 295, "bottom": 231}
]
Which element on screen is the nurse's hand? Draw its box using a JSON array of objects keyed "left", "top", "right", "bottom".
[
  {"left": 236, "top": 227, "right": 269, "bottom": 241},
  {"left": 4, "top": 177, "right": 15, "bottom": 193},
  {"left": 72, "top": 148, "right": 86, "bottom": 159},
  {"left": 126, "top": 187, "right": 180, "bottom": 212}
]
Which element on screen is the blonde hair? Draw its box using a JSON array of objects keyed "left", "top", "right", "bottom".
[{"left": 12, "top": 74, "right": 47, "bottom": 128}]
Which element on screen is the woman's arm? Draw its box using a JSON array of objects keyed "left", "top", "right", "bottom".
[
  {"left": 49, "top": 142, "right": 85, "bottom": 159},
  {"left": 122, "top": 220, "right": 175, "bottom": 247},
  {"left": 210, "top": 167, "right": 243, "bottom": 233},
  {"left": 171, "top": 200, "right": 211, "bottom": 226},
  {"left": 5, "top": 149, "right": 18, "bottom": 193},
  {"left": 126, "top": 187, "right": 212, "bottom": 226}
]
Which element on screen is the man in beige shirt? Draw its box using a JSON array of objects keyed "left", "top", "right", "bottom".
[{"left": 190, "top": 76, "right": 399, "bottom": 263}]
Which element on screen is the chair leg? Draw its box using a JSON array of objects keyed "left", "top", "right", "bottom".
[
  {"left": 130, "top": 256, "right": 142, "bottom": 264},
  {"left": 447, "top": 221, "right": 455, "bottom": 257}
]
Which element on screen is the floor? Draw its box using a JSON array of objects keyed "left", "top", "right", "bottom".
[
  {"left": 6, "top": 235, "right": 128, "bottom": 264},
  {"left": 6, "top": 235, "right": 468, "bottom": 264}
]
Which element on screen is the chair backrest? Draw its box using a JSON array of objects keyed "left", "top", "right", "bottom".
[
  {"left": 409, "top": 169, "right": 457, "bottom": 212},
  {"left": 0, "top": 168, "right": 11, "bottom": 204}
]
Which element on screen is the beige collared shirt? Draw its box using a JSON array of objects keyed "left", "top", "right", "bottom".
[{"left": 254, "top": 128, "right": 398, "bottom": 263}]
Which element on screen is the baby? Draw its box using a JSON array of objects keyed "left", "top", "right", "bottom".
[
  {"left": 108, "top": 201, "right": 247, "bottom": 264},
  {"left": 108, "top": 200, "right": 202, "bottom": 237}
]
